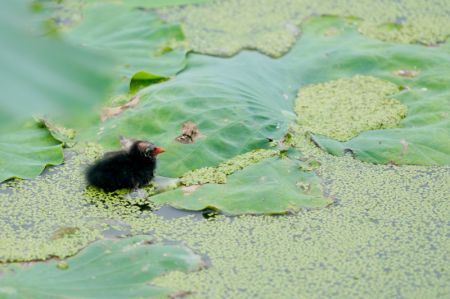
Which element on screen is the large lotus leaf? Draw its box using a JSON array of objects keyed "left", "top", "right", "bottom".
[
  {"left": 65, "top": 4, "right": 187, "bottom": 94},
  {"left": 92, "top": 16, "right": 450, "bottom": 177},
  {"left": 151, "top": 157, "right": 332, "bottom": 215},
  {"left": 0, "top": 1, "right": 114, "bottom": 128},
  {"left": 0, "top": 236, "right": 203, "bottom": 299},
  {"left": 281, "top": 18, "right": 450, "bottom": 166},
  {"left": 92, "top": 50, "right": 296, "bottom": 177},
  {"left": 283, "top": 17, "right": 450, "bottom": 166},
  {"left": 0, "top": 124, "right": 63, "bottom": 182}
]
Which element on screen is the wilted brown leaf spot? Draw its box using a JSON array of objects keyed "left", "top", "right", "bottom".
[
  {"left": 175, "top": 121, "right": 204, "bottom": 144},
  {"left": 101, "top": 95, "right": 140, "bottom": 121},
  {"left": 182, "top": 185, "right": 201, "bottom": 196},
  {"left": 394, "top": 69, "right": 419, "bottom": 78}
]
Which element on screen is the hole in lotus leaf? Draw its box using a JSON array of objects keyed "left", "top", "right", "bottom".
[
  {"left": 50, "top": 227, "right": 80, "bottom": 241},
  {"left": 56, "top": 261, "right": 69, "bottom": 270},
  {"left": 295, "top": 75, "right": 407, "bottom": 142},
  {"left": 343, "top": 148, "right": 355, "bottom": 157}
]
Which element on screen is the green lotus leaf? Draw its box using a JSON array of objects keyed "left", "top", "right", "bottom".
[
  {"left": 312, "top": 124, "right": 450, "bottom": 165},
  {"left": 0, "top": 236, "right": 204, "bottom": 299},
  {"left": 0, "top": 124, "right": 63, "bottom": 182},
  {"left": 129, "top": 71, "right": 169, "bottom": 94},
  {"left": 92, "top": 50, "right": 296, "bottom": 177},
  {"left": 306, "top": 74, "right": 450, "bottom": 165},
  {"left": 151, "top": 157, "right": 332, "bottom": 215},
  {"left": 35, "top": 118, "right": 76, "bottom": 147},
  {"left": 287, "top": 17, "right": 449, "bottom": 166},
  {"left": 89, "top": 16, "right": 450, "bottom": 175},
  {"left": 65, "top": 4, "right": 188, "bottom": 95},
  {"left": 0, "top": 1, "right": 114, "bottom": 127}
]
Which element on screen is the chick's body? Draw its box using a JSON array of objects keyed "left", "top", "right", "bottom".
[{"left": 86, "top": 140, "right": 164, "bottom": 192}]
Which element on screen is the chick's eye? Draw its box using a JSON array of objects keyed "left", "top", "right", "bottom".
[{"left": 144, "top": 147, "right": 152, "bottom": 153}]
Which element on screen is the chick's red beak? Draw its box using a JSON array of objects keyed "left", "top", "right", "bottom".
[{"left": 153, "top": 147, "right": 165, "bottom": 155}]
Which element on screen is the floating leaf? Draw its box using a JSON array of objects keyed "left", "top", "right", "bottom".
[
  {"left": 151, "top": 157, "right": 332, "bottom": 215},
  {"left": 35, "top": 118, "right": 76, "bottom": 147},
  {"left": 0, "top": 236, "right": 204, "bottom": 299},
  {"left": 90, "top": 16, "right": 450, "bottom": 176},
  {"left": 304, "top": 55, "right": 450, "bottom": 166},
  {"left": 91, "top": 49, "right": 296, "bottom": 177},
  {"left": 0, "top": 124, "right": 63, "bottom": 182},
  {"left": 0, "top": 1, "right": 114, "bottom": 127},
  {"left": 312, "top": 124, "right": 450, "bottom": 165},
  {"left": 287, "top": 17, "right": 450, "bottom": 166},
  {"left": 65, "top": 4, "right": 188, "bottom": 94}
]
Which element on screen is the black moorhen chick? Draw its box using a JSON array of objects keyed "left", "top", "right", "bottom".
[{"left": 86, "top": 140, "right": 165, "bottom": 192}]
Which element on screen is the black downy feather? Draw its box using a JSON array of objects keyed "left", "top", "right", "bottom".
[{"left": 86, "top": 140, "right": 164, "bottom": 192}]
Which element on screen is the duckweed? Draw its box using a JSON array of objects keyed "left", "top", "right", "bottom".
[
  {"left": 180, "top": 149, "right": 277, "bottom": 185},
  {"left": 295, "top": 75, "right": 407, "bottom": 141},
  {"left": 0, "top": 139, "right": 448, "bottom": 297},
  {"left": 159, "top": 0, "right": 450, "bottom": 57},
  {"left": 151, "top": 155, "right": 450, "bottom": 298}
]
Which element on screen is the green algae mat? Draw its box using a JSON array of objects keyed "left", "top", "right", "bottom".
[{"left": 0, "top": 0, "right": 449, "bottom": 298}]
